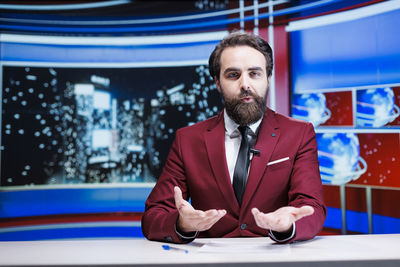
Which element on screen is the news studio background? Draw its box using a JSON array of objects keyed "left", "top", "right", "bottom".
[
  {"left": 289, "top": 3, "right": 400, "bottom": 235},
  {"left": 1, "top": 0, "right": 399, "bottom": 240}
]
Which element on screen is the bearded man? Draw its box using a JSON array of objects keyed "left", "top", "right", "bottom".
[{"left": 142, "top": 32, "right": 326, "bottom": 244}]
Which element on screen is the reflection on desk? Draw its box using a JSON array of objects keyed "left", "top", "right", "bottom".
[{"left": 0, "top": 234, "right": 399, "bottom": 266}]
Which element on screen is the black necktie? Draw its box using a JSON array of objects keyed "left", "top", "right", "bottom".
[{"left": 233, "top": 126, "right": 250, "bottom": 206}]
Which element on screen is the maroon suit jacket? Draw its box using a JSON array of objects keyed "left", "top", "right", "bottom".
[{"left": 142, "top": 108, "right": 326, "bottom": 243}]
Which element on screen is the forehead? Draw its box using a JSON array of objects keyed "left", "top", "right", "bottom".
[{"left": 220, "top": 45, "right": 266, "bottom": 70}]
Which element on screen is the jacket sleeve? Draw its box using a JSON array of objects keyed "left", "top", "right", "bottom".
[
  {"left": 141, "top": 129, "right": 198, "bottom": 243},
  {"left": 285, "top": 122, "right": 327, "bottom": 243}
]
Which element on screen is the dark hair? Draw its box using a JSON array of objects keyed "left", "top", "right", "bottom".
[{"left": 208, "top": 31, "right": 273, "bottom": 81}]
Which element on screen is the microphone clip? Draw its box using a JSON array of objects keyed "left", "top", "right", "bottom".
[{"left": 250, "top": 148, "right": 260, "bottom": 156}]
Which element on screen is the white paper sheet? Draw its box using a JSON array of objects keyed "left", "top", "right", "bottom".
[{"left": 197, "top": 240, "right": 291, "bottom": 254}]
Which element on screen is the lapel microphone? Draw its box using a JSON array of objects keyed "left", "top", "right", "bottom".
[{"left": 250, "top": 148, "right": 260, "bottom": 156}]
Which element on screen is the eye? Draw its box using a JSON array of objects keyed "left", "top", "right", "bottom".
[
  {"left": 249, "top": 71, "right": 261, "bottom": 78},
  {"left": 226, "top": 72, "right": 239, "bottom": 79}
]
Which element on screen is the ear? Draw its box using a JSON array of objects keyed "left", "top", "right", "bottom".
[{"left": 215, "top": 77, "right": 221, "bottom": 93}]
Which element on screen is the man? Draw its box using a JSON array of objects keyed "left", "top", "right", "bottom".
[{"left": 142, "top": 32, "right": 326, "bottom": 243}]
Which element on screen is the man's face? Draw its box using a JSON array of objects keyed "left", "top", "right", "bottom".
[{"left": 215, "top": 45, "right": 270, "bottom": 126}]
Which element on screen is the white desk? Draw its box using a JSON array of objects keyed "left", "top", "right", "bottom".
[{"left": 0, "top": 234, "right": 399, "bottom": 266}]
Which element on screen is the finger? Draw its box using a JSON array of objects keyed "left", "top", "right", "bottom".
[
  {"left": 198, "top": 209, "right": 226, "bottom": 224},
  {"left": 199, "top": 210, "right": 221, "bottom": 225},
  {"left": 210, "top": 210, "right": 226, "bottom": 222},
  {"left": 204, "top": 209, "right": 218, "bottom": 217},
  {"left": 292, "top": 206, "right": 314, "bottom": 221},
  {"left": 197, "top": 210, "right": 227, "bottom": 230},
  {"left": 203, "top": 208, "right": 227, "bottom": 219},
  {"left": 218, "top": 209, "right": 227, "bottom": 217},
  {"left": 299, "top": 206, "right": 314, "bottom": 216}
]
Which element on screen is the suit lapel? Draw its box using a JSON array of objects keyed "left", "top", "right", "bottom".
[
  {"left": 241, "top": 109, "right": 280, "bottom": 212},
  {"left": 204, "top": 112, "right": 240, "bottom": 213}
]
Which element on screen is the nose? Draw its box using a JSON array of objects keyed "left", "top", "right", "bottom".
[{"left": 239, "top": 74, "right": 250, "bottom": 92}]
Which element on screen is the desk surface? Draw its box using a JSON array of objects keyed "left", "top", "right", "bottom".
[{"left": 0, "top": 234, "right": 399, "bottom": 266}]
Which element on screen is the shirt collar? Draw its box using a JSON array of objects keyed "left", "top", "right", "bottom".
[{"left": 223, "top": 109, "right": 262, "bottom": 138}]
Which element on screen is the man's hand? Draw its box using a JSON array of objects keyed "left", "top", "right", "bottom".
[
  {"left": 174, "top": 186, "right": 226, "bottom": 233},
  {"left": 251, "top": 206, "right": 314, "bottom": 233}
]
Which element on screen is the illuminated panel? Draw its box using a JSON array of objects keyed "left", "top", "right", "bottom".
[
  {"left": 290, "top": 9, "right": 400, "bottom": 92},
  {"left": 93, "top": 91, "right": 111, "bottom": 110},
  {"left": 92, "top": 129, "right": 112, "bottom": 149}
]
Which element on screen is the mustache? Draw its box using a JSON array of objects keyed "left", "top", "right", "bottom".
[{"left": 239, "top": 89, "right": 256, "bottom": 98}]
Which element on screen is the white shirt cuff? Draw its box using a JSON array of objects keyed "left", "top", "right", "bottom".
[
  {"left": 269, "top": 222, "right": 296, "bottom": 243},
  {"left": 174, "top": 223, "right": 198, "bottom": 240}
]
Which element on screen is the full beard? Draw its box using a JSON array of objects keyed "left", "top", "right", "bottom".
[{"left": 223, "top": 89, "right": 267, "bottom": 126}]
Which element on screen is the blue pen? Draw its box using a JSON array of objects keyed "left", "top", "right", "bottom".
[{"left": 162, "top": 244, "right": 189, "bottom": 254}]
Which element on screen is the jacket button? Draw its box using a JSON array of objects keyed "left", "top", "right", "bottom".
[{"left": 240, "top": 223, "right": 247, "bottom": 230}]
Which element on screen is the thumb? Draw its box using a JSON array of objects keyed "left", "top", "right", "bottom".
[
  {"left": 174, "top": 186, "right": 184, "bottom": 208},
  {"left": 251, "top": 207, "right": 260, "bottom": 216}
]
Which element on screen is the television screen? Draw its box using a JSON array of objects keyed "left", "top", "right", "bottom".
[{"left": 1, "top": 65, "right": 222, "bottom": 186}]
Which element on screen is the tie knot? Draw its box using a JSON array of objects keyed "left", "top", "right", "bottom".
[{"left": 238, "top": 126, "right": 249, "bottom": 137}]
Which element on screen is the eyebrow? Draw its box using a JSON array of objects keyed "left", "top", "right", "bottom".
[
  {"left": 248, "top": 67, "right": 264, "bottom": 72},
  {"left": 223, "top": 66, "right": 264, "bottom": 74}
]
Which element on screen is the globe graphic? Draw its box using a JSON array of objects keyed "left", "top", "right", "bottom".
[
  {"left": 356, "top": 87, "right": 400, "bottom": 127},
  {"left": 317, "top": 133, "right": 367, "bottom": 185},
  {"left": 292, "top": 93, "right": 331, "bottom": 127}
]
